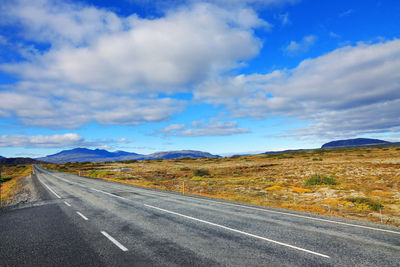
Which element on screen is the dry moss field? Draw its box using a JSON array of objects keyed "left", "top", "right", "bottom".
[
  {"left": 43, "top": 146, "right": 400, "bottom": 226},
  {"left": 0, "top": 165, "right": 32, "bottom": 206}
]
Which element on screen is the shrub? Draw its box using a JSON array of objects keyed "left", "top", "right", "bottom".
[
  {"left": 346, "top": 197, "right": 383, "bottom": 211},
  {"left": 124, "top": 160, "right": 137, "bottom": 163},
  {"left": 0, "top": 176, "right": 12, "bottom": 183},
  {"left": 193, "top": 169, "right": 210, "bottom": 177},
  {"left": 305, "top": 174, "right": 338, "bottom": 186}
]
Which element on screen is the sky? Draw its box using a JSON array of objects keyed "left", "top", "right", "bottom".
[{"left": 0, "top": 0, "right": 399, "bottom": 158}]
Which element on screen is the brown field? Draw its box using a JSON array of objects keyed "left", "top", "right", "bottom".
[
  {"left": 43, "top": 146, "right": 400, "bottom": 226},
  {"left": 0, "top": 165, "right": 32, "bottom": 206}
]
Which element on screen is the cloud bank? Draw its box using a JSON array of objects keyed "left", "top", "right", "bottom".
[
  {"left": 196, "top": 39, "right": 400, "bottom": 138},
  {"left": 160, "top": 121, "right": 249, "bottom": 136},
  {"left": 0, "top": 0, "right": 399, "bottom": 141},
  {"left": 0, "top": 0, "right": 266, "bottom": 128}
]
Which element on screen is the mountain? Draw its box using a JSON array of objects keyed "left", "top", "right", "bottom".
[
  {"left": 321, "top": 138, "right": 390, "bottom": 149},
  {"left": 37, "top": 148, "right": 140, "bottom": 163},
  {"left": 37, "top": 148, "right": 219, "bottom": 163},
  {"left": 0, "top": 157, "right": 46, "bottom": 165},
  {"left": 135, "top": 150, "right": 219, "bottom": 160},
  {"left": 0, "top": 156, "right": 4, "bottom": 159}
]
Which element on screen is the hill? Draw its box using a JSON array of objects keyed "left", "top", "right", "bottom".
[
  {"left": 135, "top": 150, "right": 219, "bottom": 160},
  {"left": 37, "top": 148, "right": 140, "bottom": 163},
  {"left": 321, "top": 138, "right": 390, "bottom": 149},
  {"left": 0, "top": 157, "right": 46, "bottom": 165},
  {"left": 38, "top": 148, "right": 219, "bottom": 163},
  {"left": 0, "top": 156, "right": 4, "bottom": 159}
]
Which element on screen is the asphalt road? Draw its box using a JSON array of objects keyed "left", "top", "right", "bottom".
[{"left": 1, "top": 165, "right": 399, "bottom": 266}]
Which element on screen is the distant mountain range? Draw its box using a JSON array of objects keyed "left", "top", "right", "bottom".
[
  {"left": 321, "top": 138, "right": 390, "bottom": 149},
  {"left": 0, "top": 155, "right": 4, "bottom": 159},
  {"left": 261, "top": 138, "right": 394, "bottom": 155},
  {"left": 37, "top": 148, "right": 220, "bottom": 163}
]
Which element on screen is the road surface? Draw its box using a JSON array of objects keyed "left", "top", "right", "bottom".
[{"left": 1, "top": 165, "right": 399, "bottom": 266}]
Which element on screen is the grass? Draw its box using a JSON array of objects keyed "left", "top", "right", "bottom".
[
  {"left": 0, "top": 165, "right": 32, "bottom": 206},
  {"left": 193, "top": 169, "right": 210, "bottom": 177},
  {"left": 347, "top": 197, "right": 383, "bottom": 211},
  {"left": 42, "top": 145, "right": 400, "bottom": 226},
  {"left": 305, "top": 174, "right": 339, "bottom": 186}
]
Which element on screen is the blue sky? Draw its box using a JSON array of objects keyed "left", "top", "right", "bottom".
[{"left": 0, "top": 0, "right": 400, "bottom": 157}]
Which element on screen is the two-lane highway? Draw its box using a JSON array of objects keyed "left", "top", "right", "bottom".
[{"left": 2, "top": 165, "right": 399, "bottom": 266}]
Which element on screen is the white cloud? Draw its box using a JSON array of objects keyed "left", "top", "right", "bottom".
[
  {"left": 196, "top": 39, "right": 400, "bottom": 139},
  {"left": 283, "top": 35, "right": 317, "bottom": 55},
  {"left": 160, "top": 124, "right": 186, "bottom": 133},
  {"left": 1, "top": 0, "right": 123, "bottom": 47},
  {"left": 0, "top": 133, "right": 84, "bottom": 147},
  {"left": 0, "top": 84, "right": 185, "bottom": 128},
  {"left": 161, "top": 121, "right": 249, "bottom": 136},
  {"left": 117, "top": 138, "right": 134, "bottom": 143},
  {"left": 0, "top": 133, "right": 137, "bottom": 148},
  {"left": 1, "top": 1, "right": 266, "bottom": 93},
  {"left": 127, "top": 0, "right": 300, "bottom": 10},
  {"left": 339, "top": 9, "right": 353, "bottom": 17},
  {"left": 329, "top": 32, "right": 340, "bottom": 38},
  {"left": 279, "top": 12, "right": 290, "bottom": 25},
  {"left": 0, "top": 0, "right": 269, "bottom": 128}
]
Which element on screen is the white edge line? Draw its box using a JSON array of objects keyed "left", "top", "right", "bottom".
[
  {"left": 37, "top": 166, "right": 399, "bottom": 235},
  {"left": 144, "top": 204, "right": 330, "bottom": 258},
  {"left": 189, "top": 197, "right": 400, "bottom": 235},
  {"left": 76, "top": 211, "right": 89, "bottom": 221},
  {"left": 64, "top": 201, "right": 71, "bottom": 207},
  {"left": 90, "top": 188, "right": 127, "bottom": 200},
  {"left": 124, "top": 186, "right": 399, "bottom": 235},
  {"left": 39, "top": 168, "right": 127, "bottom": 201},
  {"left": 101, "top": 231, "right": 128, "bottom": 251},
  {"left": 38, "top": 178, "right": 61, "bottom": 199}
]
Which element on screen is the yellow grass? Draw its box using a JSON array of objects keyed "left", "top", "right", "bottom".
[
  {"left": 0, "top": 165, "right": 32, "bottom": 206},
  {"left": 43, "top": 146, "right": 400, "bottom": 226}
]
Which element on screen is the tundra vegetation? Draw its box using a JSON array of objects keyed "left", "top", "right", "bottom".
[
  {"left": 0, "top": 165, "right": 31, "bottom": 206},
  {"left": 43, "top": 146, "right": 400, "bottom": 226}
]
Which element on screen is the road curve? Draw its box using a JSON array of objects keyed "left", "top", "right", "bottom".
[{"left": 1, "top": 165, "right": 399, "bottom": 266}]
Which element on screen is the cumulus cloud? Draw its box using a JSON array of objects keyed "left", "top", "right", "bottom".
[
  {"left": 0, "top": 84, "right": 184, "bottom": 128},
  {"left": 1, "top": 1, "right": 265, "bottom": 93},
  {"left": 0, "top": 0, "right": 124, "bottom": 47},
  {"left": 0, "top": 0, "right": 268, "bottom": 128},
  {"left": 0, "top": 133, "right": 84, "bottom": 147},
  {"left": 283, "top": 35, "right": 317, "bottom": 55},
  {"left": 196, "top": 39, "right": 400, "bottom": 139},
  {"left": 160, "top": 121, "right": 249, "bottom": 136},
  {"left": 0, "top": 133, "right": 136, "bottom": 148}
]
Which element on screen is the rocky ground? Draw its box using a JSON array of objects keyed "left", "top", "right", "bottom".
[{"left": 43, "top": 146, "right": 400, "bottom": 226}]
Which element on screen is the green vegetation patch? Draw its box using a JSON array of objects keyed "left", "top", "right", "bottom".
[
  {"left": 193, "top": 169, "right": 210, "bottom": 177},
  {"left": 0, "top": 176, "right": 12, "bottom": 183},
  {"left": 305, "top": 174, "right": 339, "bottom": 186},
  {"left": 346, "top": 197, "right": 383, "bottom": 211}
]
